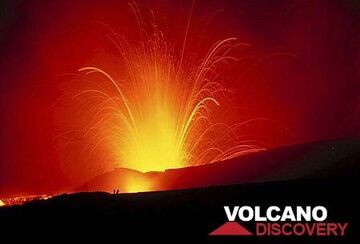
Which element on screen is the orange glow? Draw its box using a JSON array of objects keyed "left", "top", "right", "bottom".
[
  {"left": 62, "top": 4, "right": 263, "bottom": 175},
  {"left": 123, "top": 174, "right": 153, "bottom": 193},
  {"left": 0, "top": 200, "right": 5, "bottom": 207}
]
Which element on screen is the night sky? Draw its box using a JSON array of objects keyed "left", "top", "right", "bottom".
[{"left": 1, "top": 0, "right": 359, "bottom": 197}]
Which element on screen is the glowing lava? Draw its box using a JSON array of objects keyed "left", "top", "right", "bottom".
[
  {"left": 0, "top": 195, "right": 52, "bottom": 207},
  {"left": 63, "top": 4, "right": 263, "bottom": 175}
]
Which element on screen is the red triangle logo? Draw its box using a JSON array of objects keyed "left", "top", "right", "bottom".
[{"left": 209, "top": 222, "right": 253, "bottom": 236}]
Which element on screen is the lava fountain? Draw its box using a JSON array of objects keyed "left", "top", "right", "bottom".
[{"left": 60, "top": 3, "right": 263, "bottom": 176}]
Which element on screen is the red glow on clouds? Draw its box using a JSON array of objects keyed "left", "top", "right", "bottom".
[{"left": 0, "top": 0, "right": 359, "bottom": 197}]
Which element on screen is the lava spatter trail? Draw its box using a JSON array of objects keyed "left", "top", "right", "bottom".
[{"left": 59, "top": 3, "right": 263, "bottom": 176}]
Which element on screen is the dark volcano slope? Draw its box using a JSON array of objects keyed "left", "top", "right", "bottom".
[{"left": 76, "top": 138, "right": 360, "bottom": 192}]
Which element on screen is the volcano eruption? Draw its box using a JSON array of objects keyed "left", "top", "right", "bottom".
[
  {"left": 1, "top": 1, "right": 360, "bottom": 239},
  {"left": 57, "top": 5, "right": 263, "bottom": 176},
  {"left": 1, "top": 4, "right": 360, "bottom": 238}
]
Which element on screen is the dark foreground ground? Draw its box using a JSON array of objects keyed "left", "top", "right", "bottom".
[{"left": 0, "top": 177, "right": 358, "bottom": 242}]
